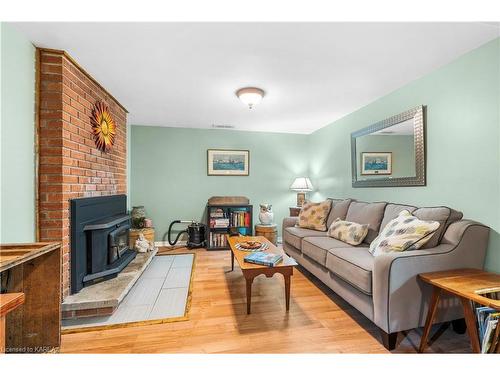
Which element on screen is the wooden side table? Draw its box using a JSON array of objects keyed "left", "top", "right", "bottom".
[
  {"left": 418, "top": 268, "right": 500, "bottom": 353},
  {"left": 254, "top": 224, "right": 278, "bottom": 245},
  {"left": 289, "top": 206, "right": 301, "bottom": 217}
]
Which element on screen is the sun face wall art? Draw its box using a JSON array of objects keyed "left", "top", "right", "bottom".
[{"left": 90, "top": 101, "right": 116, "bottom": 152}]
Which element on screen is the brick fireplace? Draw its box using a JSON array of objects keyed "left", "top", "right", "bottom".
[{"left": 37, "top": 48, "right": 127, "bottom": 299}]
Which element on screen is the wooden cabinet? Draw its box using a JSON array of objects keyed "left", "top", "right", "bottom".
[
  {"left": 0, "top": 242, "right": 61, "bottom": 353},
  {"left": 0, "top": 293, "right": 25, "bottom": 353}
]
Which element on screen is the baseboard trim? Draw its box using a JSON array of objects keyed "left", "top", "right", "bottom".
[{"left": 155, "top": 240, "right": 187, "bottom": 247}]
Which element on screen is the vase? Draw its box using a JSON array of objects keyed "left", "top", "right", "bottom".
[
  {"left": 131, "top": 206, "right": 146, "bottom": 229},
  {"left": 259, "top": 204, "right": 274, "bottom": 225}
]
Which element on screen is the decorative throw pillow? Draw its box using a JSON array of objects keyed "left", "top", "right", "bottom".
[
  {"left": 369, "top": 210, "right": 440, "bottom": 256},
  {"left": 298, "top": 200, "right": 332, "bottom": 231},
  {"left": 328, "top": 218, "right": 369, "bottom": 245}
]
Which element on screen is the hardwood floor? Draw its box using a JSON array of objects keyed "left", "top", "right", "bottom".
[{"left": 60, "top": 247, "right": 471, "bottom": 353}]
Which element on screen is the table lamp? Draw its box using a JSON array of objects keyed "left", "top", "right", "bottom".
[{"left": 290, "top": 177, "right": 313, "bottom": 207}]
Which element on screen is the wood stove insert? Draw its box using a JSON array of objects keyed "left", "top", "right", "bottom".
[{"left": 70, "top": 195, "right": 136, "bottom": 294}]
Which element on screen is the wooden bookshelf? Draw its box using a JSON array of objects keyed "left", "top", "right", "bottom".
[{"left": 206, "top": 204, "right": 253, "bottom": 250}]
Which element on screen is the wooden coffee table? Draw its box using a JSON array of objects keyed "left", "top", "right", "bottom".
[
  {"left": 227, "top": 235, "right": 297, "bottom": 314},
  {"left": 419, "top": 268, "right": 500, "bottom": 353}
]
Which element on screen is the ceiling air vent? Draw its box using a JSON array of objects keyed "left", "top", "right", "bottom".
[{"left": 212, "top": 124, "right": 235, "bottom": 129}]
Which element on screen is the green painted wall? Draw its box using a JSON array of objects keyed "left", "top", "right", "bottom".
[
  {"left": 308, "top": 38, "right": 500, "bottom": 271},
  {"left": 131, "top": 126, "right": 308, "bottom": 241},
  {"left": 0, "top": 23, "right": 36, "bottom": 243}
]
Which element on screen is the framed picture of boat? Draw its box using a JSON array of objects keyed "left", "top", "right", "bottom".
[
  {"left": 361, "top": 152, "right": 392, "bottom": 175},
  {"left": 207, "top": 149, "right": 250, "bottom": 176}
]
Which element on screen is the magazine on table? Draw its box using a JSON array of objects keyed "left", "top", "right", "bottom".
[
  {"left": 244, "top": 251, "right": 282, "bottom": 267},
  {"left": 475, "top": 305, "right": 500, "bottom": 353}
]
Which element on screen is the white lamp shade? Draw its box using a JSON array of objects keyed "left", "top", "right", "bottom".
[{"left": 290, "top": 177, "right": 313, "bottom": 191}]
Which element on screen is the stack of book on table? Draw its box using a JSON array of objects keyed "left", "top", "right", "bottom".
[
  {"left": 244, "top": 252, "right": 282, "bottom": 267},
  {"left": 476, "top": 305, "right": 500, "bottom": 353}
]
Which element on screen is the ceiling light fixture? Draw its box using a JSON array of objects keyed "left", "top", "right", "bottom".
[{"left": 236, "top": 87, "right": 265, "bottom": 109}]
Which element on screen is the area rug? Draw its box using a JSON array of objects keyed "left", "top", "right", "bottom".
[{"left": 62, "top": 253, "right": 195, "bottom": 333}]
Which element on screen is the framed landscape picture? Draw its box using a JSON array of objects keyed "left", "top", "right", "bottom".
[
  {"left": 361, "top": 152, "right": 392, "bottom": 175},
  {"left": 207, "top": 149, "right": 249, "bottom": 176}
]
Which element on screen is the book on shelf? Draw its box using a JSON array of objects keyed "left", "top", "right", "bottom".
[
  {"left": 477, "top": 306, "right": 497, "bottom": 341},
  {"left": 209, "top": 232, "right": 227, "bottom": 248},
  {"left": 210, "top": 218, "right": 229, "bottom": 228},
  {"left": 209, "top": 208, "right": 225, "bottom": 218},
  {"left": 490, "top": 318, "right": 500, "bottom": 353},
  {"left": 244, "top": 251, "right": 282, "bottom": 267},
  {"left": 481, "top": 311, "right": 500, "bottom": 353},
  {"left": 210, "top": 209, "right": 250, "bottom": 229},
  {"left": 230, "top": 210, "right": 250, "bottom": 227}
]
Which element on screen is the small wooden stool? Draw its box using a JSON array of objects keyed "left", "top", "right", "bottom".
[
  {"left": 129, "top": 227, "right": 155, "bottom": 249},
  {"left": 254, "top": 224, "right": 278, "bottom": 246}
]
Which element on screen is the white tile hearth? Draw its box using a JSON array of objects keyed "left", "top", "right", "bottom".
[
  {"left": 163, "top": 267, "right": 191, "bottom": 288},
  {"left": 62, "top": 248, "right": 158, "bottom": 312},
  {"left": 122, "top": 277, "right": 165, "bottom": 306},
  {"left": 62, "top": 253, "right": 194, "bottom": 330},
  {"left": 149, "top": 288, "right": 189, "bottom": 320},
  {"left": 141, "top": 256, "right": 173, "bottom": 278},
  {"left": 172, "top": 254, "right": 194, "bottom": 268}
]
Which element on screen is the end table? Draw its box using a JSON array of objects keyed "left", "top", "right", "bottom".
[
  {"left": 418, "top": 268, "right": 500, "bottom": 353},
  {"left": 254, "top": 224, "right": 278, "bottom": 245},
  {"left": 289, "top": 206, "right": 301, "bottom": 217}
]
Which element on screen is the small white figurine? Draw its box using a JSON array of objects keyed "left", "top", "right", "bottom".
[
  {"left": 259, "top": 203, "right": 274, "bottom": 225},
  {"left": 134, "top": 233, "right": 151, "bottom": 253}
]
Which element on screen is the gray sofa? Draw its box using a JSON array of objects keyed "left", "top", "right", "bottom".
[{"left": 282, "top": 198, "right": 490, "bottom": 350}]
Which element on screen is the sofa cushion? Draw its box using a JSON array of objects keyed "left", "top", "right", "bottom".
[
  {"left": 326, "top": 247, "right": 373, "bottom": 295},
  {"left": 369, "top": 210, "right": 440, "bottom": 256},
  {"left": 298, "top": 200, "right": 332, "bottom": 231},
  {"left": 326, "top": 198, "right": 353, "bottom": 228},
  {"left": 345, "top": 201, "right": 387, "bottom": 244},
  {"left": 283, "top": 226, "right": 328, "bottom": 249},
  {"left": 413, "top": 207, "right": 463, "bottom": 248},
  {"left": 328, "top": 218, "right": 369, "bottom": 245},
  {"left": 302, "top": 236, "right": 353, "bottom": 266},
  {"left": 379, "top": 203, "right": 417, "bottom": 230}
]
